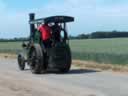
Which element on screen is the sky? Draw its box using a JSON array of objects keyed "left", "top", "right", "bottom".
[{"left": 0, "top": 0, "right": 128, "bottom": 38}]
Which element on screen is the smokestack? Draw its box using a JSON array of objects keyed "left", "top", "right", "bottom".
[{"left": 29, "top": 13, "right": 35, "bottom": 39}]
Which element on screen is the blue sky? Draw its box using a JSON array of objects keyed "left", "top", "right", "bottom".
[
  {"left": 96, "top": 0, "right": 128, "bottom": 31},
  {"left": 3, "top": 0, "right": 56, "bottom": 11},
  {"left": 0, "top": 0, "right": 128, "bottom": 38}
]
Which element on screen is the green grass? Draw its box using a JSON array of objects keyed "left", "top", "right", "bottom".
[
  {"left": 70, "top": 38, "right": 128, "bottom": 64},
  {"left": 1, "top": 38, "right": 128, "bottom": 64},
  {"left": 0, "top": 41, "right": 22, "bottom": 53}
]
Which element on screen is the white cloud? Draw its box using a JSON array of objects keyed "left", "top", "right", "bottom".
[
  {"left": 0, "top": 0, "right": 96, "bottom": 38},
  {"left": 36, "top": 0, "right": 96, "bottom": 34},
  {"left": 1, "top": 0, "right": 128, "bottom": 38}
]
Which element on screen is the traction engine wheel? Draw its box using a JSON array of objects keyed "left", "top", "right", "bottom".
[
  {"left": 30, "top": 44, "right": 46, "bottom": 74},
  {"left": 59, "top": 49, "right": 72, "bottom": 73},
  {"left": 17, "top": 54, "right": 25, "bottom": 70}
]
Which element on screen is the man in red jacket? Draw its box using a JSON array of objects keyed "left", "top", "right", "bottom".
[{"left": 38, "top": 23, "right": 52, "bottom": 47}]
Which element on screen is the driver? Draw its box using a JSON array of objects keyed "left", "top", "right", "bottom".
[
  {"left": 51, "top": 22, "right": 61, "bottom": 42},
  {"left": 38, "top": 22, "right": 52, "bottom": 47}
]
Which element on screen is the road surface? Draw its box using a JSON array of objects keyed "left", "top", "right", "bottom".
[{"left": 0, "top": 58, "right": 128, "bottom": 96}]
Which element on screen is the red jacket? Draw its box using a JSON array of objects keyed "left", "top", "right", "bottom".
[{"left": 38, "top": 24, "right": 51, "bottom": 41}]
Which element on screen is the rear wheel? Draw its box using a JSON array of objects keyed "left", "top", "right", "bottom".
[
  {"left": 59, "top": 64, "right": 71, "bottom": 73},
  {"left": 30, "top": 44, "right": 46, "bottom": 74},
  {"left": 59, "top": 49, "right": 72, "bottom": 73},
  {"left": 17, "top": 54, "right": 25, "bottom": 70}
]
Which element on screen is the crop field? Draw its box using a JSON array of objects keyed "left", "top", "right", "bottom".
[
  {"left": 1, "top": 38, "right": 128, "bottom": 64},
  {"left": 70, "top": 38, "right": 128, "bottom": 64},
  {"left": 0, "top": 41, "right": 22, "bottom": 53}
]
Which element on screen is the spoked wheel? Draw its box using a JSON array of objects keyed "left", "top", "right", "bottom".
[
  {"left": 17, "top": 54, "right": 25, "bottom": 70},
  {"left": 30, "top": 44, "right": 46, "bottom": 74}
]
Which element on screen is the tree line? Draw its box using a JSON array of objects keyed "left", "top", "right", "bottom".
[
  {"left": 0, "top": 37, "right": 29, "bottom": 42},
  {"left": 70, "top": 31, "right": 128, "bottom": 39},
  {"left": 1, "top": 31, "right": 128, "bottom": 41}
]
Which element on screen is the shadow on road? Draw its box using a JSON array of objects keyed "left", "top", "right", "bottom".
[
  {"left": 45, "top": 69, "right": 100, "bottom": 75},
  {"left": 67, "top": 69, "right": 100, "bottom": 74},
  {"left": 23, "top": 68, "right": 100, "bottom": 75}
]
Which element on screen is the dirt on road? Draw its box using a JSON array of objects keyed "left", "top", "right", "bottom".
[
  {"left": 0, "top": 57, "right": 128, "bottom": 96},
  {"left": 0, "top": 58, "right": 103, "bottom": 96}
]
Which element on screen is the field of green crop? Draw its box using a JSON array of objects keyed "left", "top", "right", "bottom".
[
  {"left": 1, "top": 38, "right": 128, "bottom": 64},
  {"left": 70, "top": 38, "right": 128, "bottom": 64},
  {"left": 0, "top": 41, "right": 22, "bottom": 53}
]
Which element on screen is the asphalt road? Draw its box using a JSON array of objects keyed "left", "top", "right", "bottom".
[{"left": 0, "top": 58, "right": 128, "bottom": 96}]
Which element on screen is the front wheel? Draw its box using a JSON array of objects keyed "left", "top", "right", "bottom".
[{"left": 17, "top": 54, "right": 25, "bottom": 70}]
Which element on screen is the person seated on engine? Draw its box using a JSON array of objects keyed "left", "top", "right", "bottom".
[
  {"left": 38, "top": 22, "right": 52, "bottom": 48},
  {"left": 51, "top": 22, "right": 61, "bottom": 42}
]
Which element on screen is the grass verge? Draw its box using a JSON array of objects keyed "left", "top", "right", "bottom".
[
  {"left": 73, "top": 60, "right": 128, "bottom": 72},
  {"left": 0, "top": 53, "right": 17, "bottom": 58}
]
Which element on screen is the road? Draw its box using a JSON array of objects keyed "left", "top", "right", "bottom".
[{"left": 0, "top": 58, "right": 128, "bottom": 96}]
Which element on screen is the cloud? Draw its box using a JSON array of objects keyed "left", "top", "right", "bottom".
[
  {"left": 36, "top": 0, "right": 96, "bottom": 34},
  {"left": 0, "top": 0, "right": 96, "bottom": 38},
  {"left": 1, "top": 0, "right": 128, "bottom": 38}
]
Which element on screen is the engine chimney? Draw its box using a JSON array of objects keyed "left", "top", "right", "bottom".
[{"left": 29, "top": 13, "right": 35, "bottom": 39}]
